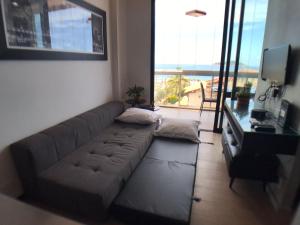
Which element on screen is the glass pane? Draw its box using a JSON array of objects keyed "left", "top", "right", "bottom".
[
  {"left": 154, "top": 0, "right": 226, "bottom": 109},
  {"left": 237, "top": 0, "right": 268, "bottom": 92},
  {"left": 155, "top": 74, "right": 180, "bottom": 107},
  {"left": 222, "top": 0, "right": 242, "bottom": 97},
  {"left": 228, "top": 0, "right": 242, "bottom": 91}
]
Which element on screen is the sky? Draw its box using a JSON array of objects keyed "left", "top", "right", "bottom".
[
  {"left": 155, "top": 0, "right": 269, "bottom": 69},
  {"left": 48, "top": 8, "right": 94, "bottom": 52}
]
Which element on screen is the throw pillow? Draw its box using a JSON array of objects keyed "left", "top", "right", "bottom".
[
  {"left": 116, "top": 107, "right": 161, "bottom": 125},
  {"left": 154, "top": 118, "right": 200, "bottom": 143}
]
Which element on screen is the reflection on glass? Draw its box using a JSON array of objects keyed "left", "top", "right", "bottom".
[
  {"left": 237, "top": 0, "right": 268, "bottom": 90},
  {"left": 224, "top": 0, "right": 242, "bottom": 96},
  {"left": 2, "top": 0, "right": 104, "bottom": 54},
  {"left": 229, "top": 0, "right": 242, "bottom": 73},
  {"left": 154, "top": 0, "right": 226, "bottom": 109},
  {"left": 154, "top": 74, "right": 219, "bottom": 108}
]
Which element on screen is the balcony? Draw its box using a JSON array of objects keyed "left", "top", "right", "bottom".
[{"left": 154, "top": 69, "right": 258, "bottom": 110}]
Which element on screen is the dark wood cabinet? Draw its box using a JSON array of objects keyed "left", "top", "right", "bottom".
[
  {"left": 224, "top": 99, "right": 299, "bottom": 155},
  {"left": 222, "top": 99, "right": 299, "bottom": 188}
]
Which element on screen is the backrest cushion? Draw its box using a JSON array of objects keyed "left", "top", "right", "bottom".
[
  {"left": 79, "top": 111, "right": 101, "bottom": 138},
  {"left": 12, "top": 133, "right": 59, "bottom": 173},
  {"left": 79, "top": 101, "right": 124, "bottom": 138},
  {"left": 11, "top": 101, "right": 124, "bottom": 194},
  {"left": 63, "top": 117, "right": 91, "bottom": 148},
  {"left": 42, "top": 124, "right": 76, "bottom": 160},
  {"left": 10, "top": 133, "right": 58, "bottom": 195}
]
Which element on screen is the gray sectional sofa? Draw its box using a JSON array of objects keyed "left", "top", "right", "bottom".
[
  {"left": 11, "top": 101, "right": 199, "bottom": 224},
  {"left": 11, "top": 101, "right": 156, "bottom": 219}
]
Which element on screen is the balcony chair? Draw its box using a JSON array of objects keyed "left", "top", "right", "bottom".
[{"left": 200, "top": 82, "right": 217, "bottom": 116}]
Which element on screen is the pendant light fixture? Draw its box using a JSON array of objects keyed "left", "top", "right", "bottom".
[
  {"left": 186, "top": 0, "right": 207, "bottom": 17},
  {"left": 186, "top": 9, "right": 207, "bottom": 17}
]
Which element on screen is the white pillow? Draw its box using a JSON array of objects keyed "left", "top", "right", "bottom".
[
  {"left": 154, "top": 118, "right": 200, "bottom": 143},
  {"left": 116, "top": 108, "right": 161, "bottom": 125}
]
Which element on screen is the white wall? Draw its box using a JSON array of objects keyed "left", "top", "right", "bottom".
[
  {"left": 256, "top": 0, "right": 300, "bottom": 209},
  {"left": 110, "top": 0, "right": 129, "bottom": 101},
  {"left": 0, "top": 0, "right": 113, "bottom": 197},
  {"left": 110, "top": 0, "right": 152, "bottom": 103},
  {"left": 126, "top": 0, "right": 152, "bottom": 103}
]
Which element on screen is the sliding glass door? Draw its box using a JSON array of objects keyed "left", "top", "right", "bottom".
[
  {"left": 213, "top": 0, "right": 268, "bottom": 132},
  {"left": 153, "top": 0, "right": 225, "bottom": 110},
  {"left": 150, "top": 0, "right": 268, "bottom": 132},
  {"left": 235, "top": 0, "right": 269, "bottom": 94},
  {"left": 213, "top": 0, "right": 236, "bottom": 132}
]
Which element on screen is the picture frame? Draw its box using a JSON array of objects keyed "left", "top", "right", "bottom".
[{"left": 0, "top": 0, "right": 107, "bottom": 60}]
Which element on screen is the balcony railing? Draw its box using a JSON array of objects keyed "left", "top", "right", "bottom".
[{"left": 154, "top": 69, "right": 258, "bottom": 110}]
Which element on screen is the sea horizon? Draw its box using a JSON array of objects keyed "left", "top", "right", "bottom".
[{"left": 155, "top": 63, "right": 257, "bottom": 71}]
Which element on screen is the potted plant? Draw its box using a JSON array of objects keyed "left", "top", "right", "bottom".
[
  {"left": 166, "top": 95, "right": 179, "bottom": 104},
  {"left": 126, "top": 85, "right": 146, "bottom": 106},
  {"left": 236, "top": 81, "right": 252, "bottom": 106}
]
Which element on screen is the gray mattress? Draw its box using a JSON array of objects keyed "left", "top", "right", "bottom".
[
  {"left": 113, "top": 137, "right": 199, "bottom": 224},
  {"left": 146, "top": 137, "right": 198, "bottom": 165}
]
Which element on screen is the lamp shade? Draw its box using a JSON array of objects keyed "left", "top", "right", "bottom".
[{"left": 186, "top": 9, "right": 207, "bottom": 17}]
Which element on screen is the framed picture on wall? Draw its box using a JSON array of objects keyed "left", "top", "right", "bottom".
[{"left": 0, "top": 0, "right": 107, "bottom": 60}]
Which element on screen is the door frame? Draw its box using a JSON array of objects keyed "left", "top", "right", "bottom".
[
  {"left": 213, "top": 0, "right": 232, "bottom": 133},
  {"left": 150, "top": 0, "right": 245, "bottom": 132},
  {"left": 231, "top": 0, "right": 246, "bottom": 99},
  {"left": 150, "top": 0, "right": 155, "bottom": 105},
  {"left": 213, "top": 0, "right": 246, "bottom": 133}
]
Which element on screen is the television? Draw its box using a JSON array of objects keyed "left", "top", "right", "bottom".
[{"left": 261, "top": 44, "right": 291, "bottom": 85}]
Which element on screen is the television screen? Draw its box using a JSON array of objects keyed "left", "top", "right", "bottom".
[{"left": 261, "top": 44, "right": 291, "bottom": 85}]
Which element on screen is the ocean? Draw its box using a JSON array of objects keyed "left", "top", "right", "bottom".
[
  {"left": 154, "top": 64, "right": 258, "bottom": 81},
  {"left": 155, "top": 63, "right": 257, "bottom": 71},
  {"left": 155, "top": 75, "right": 213, "bottom": 81}
]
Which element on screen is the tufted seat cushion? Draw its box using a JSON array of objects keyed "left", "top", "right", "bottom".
[
  {"left": 37, "top": 122, "right": 155, "bottom": 219},
  {"left": 11, "top": 102, "right": 156, "bottom": 220}
]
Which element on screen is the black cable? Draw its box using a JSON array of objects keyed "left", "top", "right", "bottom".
[{"left": 257, "top": 83, "right": 276, "bottom": 102}]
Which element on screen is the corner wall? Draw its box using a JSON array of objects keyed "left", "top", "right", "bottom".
[
  {"left": 0, "top": 0, "right": 113, "bottom": 196},
  {"left": 110, "top": 0, "right": 152, "bottom": 103},
  {"left": 126, "top": 0, "right": 152, "bottom": 103},
  {"left": 256, "top": 0, "right": 300, "bottom": 209}
]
